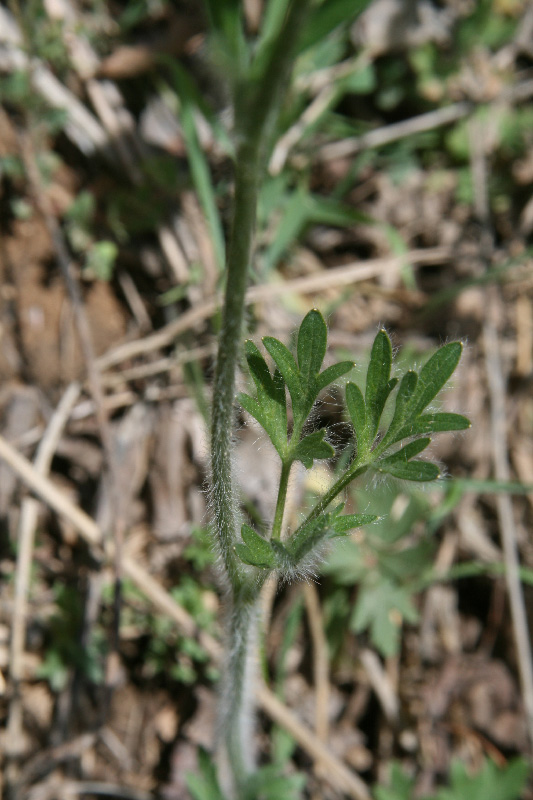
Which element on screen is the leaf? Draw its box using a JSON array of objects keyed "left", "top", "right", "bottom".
[
  {"left": 432, "top": 757, "right": 529, "bottom": 800},
  {"left": 382, "top": 370, "right": 418, "bottom": 444},
  {"left": 292, "top": 429, "right": 334, "bottom": 468},
  {"left": 378, "top": 460, "right": 440, "bottom": 482},
  {"left": 365, "top": 329, "right": 394, "bottom": 444},
  {"left": 286, "top": 507, "right": 344, "bottom": 565},
  {"left": 351, "top": 579, "right": 419, "bottom": 657},
  {"left": 242, "top": 339, "right": 287, "bottom": 456},
  {"left": 263, "top": 336, "right": 302, "bottom": 410},
  {"left": 235, "top": 524, "right": 276, "bottom": 569},
  {"left": 332, "top": 513, "right": 378, "bottom": 535},
  {"left": 315, "top": 360, "right": 354, "bottom": 393},
  {"left": 393, "top": 412, "right": 470, "bottom": 442},
  {"left": 298, "top": 0, "right": 372, "bottom": 53},
  {"left": 407, "top": 341, "right": 463, "bottom": 418},
  {"left": 377, "top": 438, "right": 439, "bottom": 481},
  {"left": 185, "top": 748, "right": 226, "bottom": 800},
  {"left": 380, "top": 437, "right": 432, "bottom": 464},
  {"left": 346, "top": 382, "right": 366, "bottom": 453},
  {"left": 374, "top": 762, "right": 416, "bottom": 800},
  {"left": 297, "top": 309, "right": 327, "bottom": 385}
]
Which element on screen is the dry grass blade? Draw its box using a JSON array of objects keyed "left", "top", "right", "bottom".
[{"left": 0, "top": 435, "right": 370, "bottom": 798}]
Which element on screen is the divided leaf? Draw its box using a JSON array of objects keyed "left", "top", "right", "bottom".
[
  {"left": 243, "top": 310, "right": 353, "bottom": 463},
  {"left": 297, "top": 308, "right": 327, "bottom": 385},
  {"left": 377, "top": 437, "right": 440, "bottom": 482},
  {"left": 346, "top": 381, "right": 366, "bottom": 453},
  {"left": 292, "top": 429, "right": 334, "bottom": 468},
  {"left": 407, "top": 341, "right": 463, "bottom": 418},
  {"left": 332, "top": 513, "right": 378, "bottom": 535},
  {"left": 365, "top": 329, "right": 394, "bottom": 443},
  {"left": 262, "top": 336, "right": 302, "bottom": 413},
  {"left": 235, "top": 524, "right": 276, "bottom": 569},
  {"left": 240, "top": 339, "right": 287, "bottom": 457},
  {"left": 393, "top": 412, "right": 470, "bottom": 443},
  {"left": 315, "top": 360, "right": 354, "bottom": 393}
]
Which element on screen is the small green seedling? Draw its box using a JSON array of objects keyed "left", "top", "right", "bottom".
[{"left": 235, "top": 310, "right": 469, "bottom": 583}]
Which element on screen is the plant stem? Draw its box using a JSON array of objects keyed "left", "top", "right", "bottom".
[
  {"left": 297, "top": 461, "right": 370, "bottom": 533},
  {"left": 271, "top": 461, "right": 291, "bottom": 541},
  {"left": 209, "top": 2, "right": 312, "bottom": 794}
]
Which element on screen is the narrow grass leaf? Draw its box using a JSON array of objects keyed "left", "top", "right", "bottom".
[
  {"left": 298, "top": 0, "right": 372, "bottom": 53},
  {"left": 297, "top": 309, "right": 327, "bottom": 385},
  {"left": 170, "top": 63, "right": 225, "bottom": 269},
  {"left": 292, "top": 429, "right": 334, "bottom": 468},
  {"left": 408, "top": 341, "right": 463, "bottom": 418}
]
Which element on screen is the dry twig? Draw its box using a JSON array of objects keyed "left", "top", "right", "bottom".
[{"left": 0, "top": 435, "right": 370, "bottom": 800}]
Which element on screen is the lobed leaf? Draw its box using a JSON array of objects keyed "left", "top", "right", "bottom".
[
  {"left": 263, "top": 336, "right": 301, "bottom": 410},
  {"left": 297, "top": 309, "right": 327, "bottom": 385},
  {"left": 315, "top": 360, "right": 354, "bottom": 393},
  {"left": 365, "top": 329, "right": 393, "bottom": 443},
  {"left": 291, "top": 429, "right": 334, "bottom": 468},
  {"left": 235, "top": 524, "right": 276, "bottom": 569},
  {"left": 346, "top": 381, "right": 366, "bottom": 452},
  {"left": 380, "top": 437, "right": 432, "bottom": 464},
  {"left": 393, "top": 412, "right": 470, "bottom": 443},
  {"left": 377, "top": 437, "right": 439, "bottom": 481},
  {"left": 407, "top": 341, "right": 463, "bottom": 418},
  {"left": 378, "top": 460, "right": 440, "bottom": 482},
  {"left": 332, "top": 513, "right": 378, "bottom": 535}
]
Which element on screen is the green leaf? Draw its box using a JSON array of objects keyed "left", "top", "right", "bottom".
[
  {"left": 377, "top": 438, "right": 439, "bottom": 481},
  {"left": 263, "top": 336, "right": 302, "bottom": 409},
  {"left": 185, "top": 748, "right": 226, "bottom": 800},
  {"left": 346, "top": 381, "right": 366, "bottom": 453},
  {"left": 315, "top": 360, "right": 354, "bottom": 393},
  {"left": 407, "top": 342, "right": 463, "bottom": 418},
  {"left": 432, "top": 756, "right": 529, "bottom": 800},
  {"left": 292, "top": 429, "right": 334, "bottom": 468},
  {"left": 297, "top": 309, "right": 328, "bottom": 385},
  {"left": 332, "top": 513, "right": 378, "bottom": 534},
  {"left": 380, "top": 437, "right": 432, "bottom": 464},
  {"left": 378, "top": 460, "right": 440, "bottom": 482},
  {"left": 287, "top": 507, "right": 344, "bottom": 565},
  {"left": 365, "top": 329, "right": 393, "bottom": 444},
  {"left": 298, "top": 0, "right": 372, "bottom": 53},
  {"left": 393, "top": 412, "right": 470, "bottom": 442},
  {"left": 235, "top": 524, "right": 276, "bottom": 569},
  {"left": 374, "top": 762, "right": 416, "bottom": 800},
  {"left": 379, "top": 369, "right": 418, "bottom": 447},
  {"left": 351, "top": 579, "right": 418, "bottom": 657},
  {"left": 168, "top": 62, "right": 225, "bottom": 270},
  {"left": 242, "top": 339, "right": 287, "bottom": 456}
]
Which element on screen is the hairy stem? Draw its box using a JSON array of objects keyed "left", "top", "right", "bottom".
[{"left": 210, "top": 2, "right": 312, "bottom": 794}]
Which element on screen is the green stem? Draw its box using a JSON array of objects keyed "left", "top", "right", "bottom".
[
  {"left": 296, "top": 460, "right": 370, "bottom": 534},
  {"left": 271, "top": 460, "right": 291, "bottom": 541},
  {"left": 209, "top": 2, "right": 313, "bottom": 795}
]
